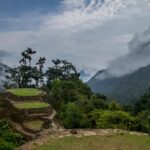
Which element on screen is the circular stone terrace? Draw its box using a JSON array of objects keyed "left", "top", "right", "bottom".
[
  {"left": 6, "top": 88, "right": 50, "bottom": 109},
  {"left": 6, "top": 88, "right": 46, "bottom": 101},
  {"left": 3, "top": 88, "right": 55, "bottom": 140},
  {"left": 13, "top": 101, "right": 50, "bottom": 109},
  {"left": 7, "top": 88, "right": 43, "bottom": 97}
]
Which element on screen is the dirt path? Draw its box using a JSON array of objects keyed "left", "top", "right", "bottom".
[{"left": 19, "top": 128, "right": 148, "bottom": 150}]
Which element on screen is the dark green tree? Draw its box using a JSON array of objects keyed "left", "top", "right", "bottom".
[
  {"left": 60, "top": 102, "right": 90, "bottom": 128},
  {"left": 6, "top": 48, "right": 38, "bottom": 88},
  {"left": 46, "top": 59, "right": 79, "bottom": 88},
  {"left": 134, "top": 88, "right": 150, "bottom": 114},
  {"left": 5, "top": 67, "right": 22, "bottom": 87}
]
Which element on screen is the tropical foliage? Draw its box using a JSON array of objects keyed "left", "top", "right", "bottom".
[{"left": 0, "top": 119, "right": 23, "bottom": 150}]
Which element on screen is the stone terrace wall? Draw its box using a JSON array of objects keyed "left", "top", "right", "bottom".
[
  {"left": 3, "top": 99, "right": 53, "bottom": 122},
  {"left": 2, "top": 98, "right": 25, "bottom": 122}
]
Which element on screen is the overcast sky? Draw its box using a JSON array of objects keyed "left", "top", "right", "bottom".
[{"left": 0, "top": 0, "right": 150, "bottom": 71}]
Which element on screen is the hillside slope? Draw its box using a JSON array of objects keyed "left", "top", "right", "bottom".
[{"left": 88, "top": 64, "right": 150, "bottom": 105}]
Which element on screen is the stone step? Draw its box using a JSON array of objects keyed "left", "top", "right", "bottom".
[
  {"left": 27, "top": 113, "right": 49, "bottom": 117},
  {"left": 41, "top": 110, "right": 56, "bottom": 120}
]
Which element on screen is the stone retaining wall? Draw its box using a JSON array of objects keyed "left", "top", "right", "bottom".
[
  {"left": 3, "top": 98, "right": 53, "bottom": 122},
  {"left": 2, "top": 98, "right": 25, "bottom": 122},
  {"left": 19, "top": 106, "right": 51, "bottom": 114}
]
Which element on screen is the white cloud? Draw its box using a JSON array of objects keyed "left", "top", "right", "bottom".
[
  {"left": 43, "top": 0, "right": 139, "bottom": 30},
  {"left": 63, "top": 0, "right": 84, "bottom": 9},
  {"left": 0, "top": 0, "right": 150, "bottom": 71}
]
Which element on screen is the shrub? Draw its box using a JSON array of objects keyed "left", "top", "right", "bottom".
[
  {"left": 0, "top": 140, "right": 14, "bottom": 150},
  {"left": 60, "top": 102, "right": 91, "bottom": 128},
  {"left": 91, "top": 110, "right": 139, "bottom": 130},
  {"left": 108, "top": 101, "right": 122, "bottom": 111},
  {"left": 137, "top": 111, "right": 150, "bottom": 133}
]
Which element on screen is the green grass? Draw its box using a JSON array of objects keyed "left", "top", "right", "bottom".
[
  {"left": 24, "top": 120, "right": 44, "bottom": 130},
  {"left": 7, "top": 88, "right": 43, "bottom": 96},
  {"left": 14, "top": 102, "right": 49, "bottom": 109},
  {"left": 33, "top": 134, "right": 150, "bottom": 150}
]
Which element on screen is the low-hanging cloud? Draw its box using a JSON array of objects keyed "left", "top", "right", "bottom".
[
  {"left": 0, "top": 50, "right": 10, "bottom": 62},
  {"left": 0, "top": 50, "right": 9, "bottom": 90},
  {"left": 107, "top": 27, "right": 150, "bottom": 77}
]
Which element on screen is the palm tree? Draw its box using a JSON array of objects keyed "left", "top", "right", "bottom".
[
  {"left": 36, "top": 57, "right": 46, "bottom": 86},
  {"left": 19, "top": 51, "right": 27, "bottom": 66},
  {"left": 19, "top": 58, "right": 26, "bottom": 66},
  {"left": 19, "top": 48, "right": 37, "bottom": 87},
  {"left": 36, "top": 57, "right": 46, "bottom": 72},
  {"left": 25, "top": 48, "right": 36, "bottom": 66}
]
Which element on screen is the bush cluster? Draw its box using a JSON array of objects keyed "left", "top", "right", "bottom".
[{"left": 90, "top": 110, "right": 140, "bottom": 130}]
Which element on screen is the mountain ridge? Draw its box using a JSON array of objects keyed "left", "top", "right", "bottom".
[{"left": 88, "top": 64, "right": 150, "bottom": 105}]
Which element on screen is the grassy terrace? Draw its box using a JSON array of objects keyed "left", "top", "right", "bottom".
[
  {"left": 7, "top": 88, "right": 43, "bottom": 96},
  {"left": 24, "top": 120, "right": 44, "bottom": 130},
  {"left": 33, "top": 134, "right": 150, "bottom": 150},
  {"left": 14, "top": 102, "right": 49, "bottom": 109}
]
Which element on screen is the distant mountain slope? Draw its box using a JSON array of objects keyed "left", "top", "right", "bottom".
[{"left": 88, "top": 64, "right": 150, "bottom": 105}]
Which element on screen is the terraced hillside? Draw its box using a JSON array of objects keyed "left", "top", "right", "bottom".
[{"left": 2, "top": 88, "right": 57, "bottom": 140}]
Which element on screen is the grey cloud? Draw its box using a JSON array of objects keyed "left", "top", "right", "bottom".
[{"left": 107, "top": 27, "right": 150, "bottom": 76}]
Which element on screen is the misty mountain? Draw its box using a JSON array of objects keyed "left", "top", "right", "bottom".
[
  {"left": 0, "top": 63, "right": 8, "bottom": 90},
  {"left": 79, "top": 67, "right": 98, "bottom": 82},
  {"left": 105, "top": 27, "right": 150, "bottom": 77},
  {"left": 88, "top": 64, "right": 150, "bottom": 105}
]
